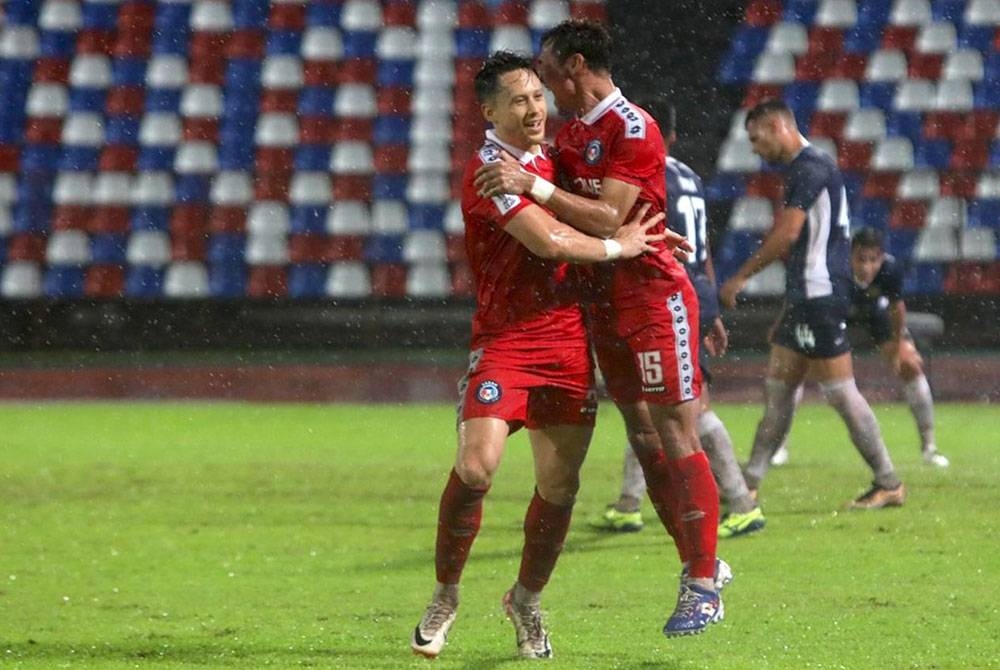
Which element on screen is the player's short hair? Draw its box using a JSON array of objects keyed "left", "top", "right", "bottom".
[
  {"left": 474, "top": 50, "right": 537, "bottom": 103},
  {"left": 852, "top": 227, "right": 885, "bottom": 251},
  {"left": 744, "top": 98, "right": 795, "bottom": 128},
  {"left": 540, "top": 19, "right": 612, "bottom": 73}
]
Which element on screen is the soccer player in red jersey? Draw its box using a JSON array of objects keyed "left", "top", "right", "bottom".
[
  {"left": 474, "top": 21, "right": 726, "bottom": 637},
  {"left": 410, "top": 51, "right": 682, "bottom": 660}
]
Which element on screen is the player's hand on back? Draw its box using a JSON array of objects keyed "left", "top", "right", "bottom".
[
  {"left": 703, "top": 317, "right": 728, "bottom": 356},
  {"left": 613, "top": 203, "right": 670, "bottom": 259},
  {"left": 475, "top": 151, "right": 534, "bottom": 198}
]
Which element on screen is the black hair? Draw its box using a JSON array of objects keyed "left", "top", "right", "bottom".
[
  {"left": 852, "top": 227, "right": 885, "bottom": 250},
  {"left": 539, "top": 19, "right": 612, "bottom": 73},
  {"left": 474, "top": 50, "right": 537, "bottom": 103},
  {"left": 744, "top": 98, "right": 795, "bottom": 128}
]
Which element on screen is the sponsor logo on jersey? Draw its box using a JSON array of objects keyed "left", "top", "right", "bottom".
[
  {"left": 611, "top": 98, "right": 647, "bottom": 139},
  {"left": 491, "top": 193, "right": 521, "bottom": 215},
  {"left": 476, "top": 380, "right": 502, "bottom": 404},
  {"left": 572, "top": 177, "right": 602, "bottom": 195},
  {"left": 584, "top": 139, "right": 603, "bottom": 165}
]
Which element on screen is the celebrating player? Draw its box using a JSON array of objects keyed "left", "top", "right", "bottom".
[
  {"left": 719, "top": 99, "right": 906, "bottom": 510},
  {"left": 410, "top": 52, "right": 679, "bottom": 660},
  {"left": 590, "top": 105, "right": 766, "bottom": 540},
  {"left": 476, "top": 21, "right": 727, "bottom": 637}
]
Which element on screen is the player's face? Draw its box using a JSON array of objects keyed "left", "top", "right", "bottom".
[
  {"left": 852, "top": 245, "right": 884, "bottom": 284},
  {"left": 746, "top": 116, "right": 784, "bottom": 163},
  {"left": 536, "top": 44, "right": 576, "bottom": 114},
  {"left": 484, "top": 68, "right": 548, "bottom": 149}
]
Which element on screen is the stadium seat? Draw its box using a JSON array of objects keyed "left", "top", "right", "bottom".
[
  {"left": 752, "top": 52, "right": 796, "bottom": 84},
  {"left": 163, "top": 260, "right": 209, "bottom": 297},
  {"left": 817, "top": 78, "right": 860, "bottom": 111},
  {"left": 864, "top": 49, "right": 908, "bottom": 81},
  {"left": 743, "top": 263, "right": 786, "bottom": 295},
  {"left": 766, "top": 22, "right": 809, "bottom": 55},
  {"left": 728, "top": 196, "right": 775, "bottom": 232},
  {"left": 326, "top": 261, "right": 371, "bottom": 298},
  {"left": 815, "top": 0, "right": 857, "bottom": 27},
  {"left": 960, "top": 227, "right": 997, "bottom": 260},
  {"left": 406, "top": 261, "right": 450, "bottom": 297},
  {"left": 126, "top": 230, "right": 170, "bottom": 266},
  {"left": 913, "top": 226, "right": 959, "bottom": 261},
  {"left": 843, "top": 108, "right": 886, "bottom": 141},
  {"left": 965, "top": 0, "right": 1000, "bottom": 25},
  {"left": 926, "top": 197, "right": 965, "bottom": 227},
  {"left": 915, "top": 21, "right": 956, "bottom": 53},
  {"left": 871, "top": 137, "right": 915, "bottom": 171},
  {"left": 897, "top": 169, "right": 940, "bottom": 199},
  {"left": 247, "top": 201, "right": 290, "bottom": 236},
  {"left": 894, "top": 79, "right": 937, "bottom": 111},
  {"left": 717, "top": 139, "right": 761, "bottom": 172}
]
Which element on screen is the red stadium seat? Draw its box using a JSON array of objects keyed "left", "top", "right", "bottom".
[
  {"left": 326, "top": 235, "right": 365, "bottom": 262},
  {"left": 332, "top": 175, "right": 372, "bottom": 201},
  {"left": 951, "top": 140, "right": 990, "bottom": 171},
  {"left": 260, "top": 89, "right": 299, "bottom": 113},
  {"left": 810, "top": 111, "right": 847, "bottom": 139},
  {"left": 831, "top": 53, "right": 867, "bottom": 79},
  {"left": 494, "top": 0, "right": 529, "bottom": 25},
  {"left": 105, "top": 86, "right": 145, "bottom": 116},
  {"left": 52, "top": 205, "right": 91, "bottom": 231},
  {"left": 795, "top": 52, "right": 838, "bottom": 81},
  {"left": 6, "top": 234, "right": 46, "bottom": 262},
  {"left": 269, "top": 3, "right": 306, "bottom": 30},
  {"left": 288, "top": 234, "right": 328, "bottom": 264},
  {"left": 908, "top": 52, "right": 943, "bottom": 79},
  {"left": 24, "top": 118, "right": 63, "bottom": 143},
  {"left": 77, "top": 29, "right": 115, "bottom": 55},
  {"left": 863, "top": 172, "right": 901, "bottom": 199},
  {"left": 377, "top": 87, "right": 412, "bottom": 116},
  {"left": 836, "top": 140, "right": 873, "bottom": 171},
  {"left": 88, "top": 208, "right": 129, "bottom": 234},
  {"left": 256, "top": 148, "right": 294, "bottom": 173},
  {"left": 370, "top": 263, "right": 407, "bottom": 297},
  {"left": 331, "top": 118, "right": 372, "bottom": 142},
  {"left": 170, "top": 205, "right": 209, "bottom": 236},
  {"left": 955, "top": 111, "right": 999, "bottom": 141},
  {"left": 99, "top": 145, "right": 138, "bottom": 171},
  {"left": 881, "top": 25, "right": 918, "bottom": 52},
  {"left": 247, "top": 266, "right": 288, "bottom": 298},
  {"left": 225, "top": 30, "right": 265, "bottom": 59},
  {"left": 569, "top": 1, "right": 607, "bottom": 22},
  {"left": 208, "top": 206, "right": 247, "bottom": 234},
  {"left": 118, "top": 1, "right": 155, "bottom": 29},
  {"left": 742, "top": 84, "right": 782, "bottom": 108},
  {"left": 190, "top": 32, "right": 231, "bottom": 60},
  {"left": 182, "top": 118, "right": 219, "bottom": 143},
  {"left": 744, "top": 173, "right": 784, "bottom": 200},
  {"left": 939, "top": 171, "right": 978, "bottom": 199},
  {"left": 255, "top": 172, "right": 292, "bottom": 202},
  {"left": 0, "top": 145, "right": 19, "bottom": 171},
  {"left": 171, "top": 230, "right": 207, "bottom": 261},
  {"left": 744, "top": 0, "right": 782, "bottom": 26},
  {"left": 84, "top": 265, "right": 125, "bottom": 298},
  {"left": 34, "top": 58, "right": 70, "bottom": 84},
  {"left": 374, "top": 145, "right": 408, "bottom": 174},
  {"left": 299, "top": 117, "right": 336, "bottom": 144},
  {"left": 807, "top": 27, "right": 843, "bottom": 54},
  {"left": 923, "top": 111, "right": 963, "bottom": 141},
  {"left": 113, "top": 28, "right": 152, "bottom": 58},
  {"left": 383, "top": 1, "right": 416, "bottom": 26},
  {"left": 889, "top": 200, "right": 928, "bottom": 230},
  {"left": 459, "top": 1, "right": 491, "bottom": 27}
]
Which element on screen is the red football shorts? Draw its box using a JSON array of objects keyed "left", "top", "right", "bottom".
[
  {"left": 458, "top": 343, "right": 597, "bottom": 432},
  {"left": 591, "top": 279, "right": 703, "bottom": 406}
]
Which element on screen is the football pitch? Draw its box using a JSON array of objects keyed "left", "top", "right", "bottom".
[{"left": 2, "top": 402, "right": 998, "bottom": 669}]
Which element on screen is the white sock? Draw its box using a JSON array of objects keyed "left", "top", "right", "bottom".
[
  {"left": 821, "top": 378, "right": 900, "bottom": 490},
  {"left": 903, "top": 374, "right": 936, "bottom": 452}
]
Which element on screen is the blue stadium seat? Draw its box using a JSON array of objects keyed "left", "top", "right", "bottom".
[
  {"left": 288, "top": 263, "right": 327, "bottom": 298},
  {"left": 152, "top": 28, "right": 189, "bottom": 56},
  {"left": 859, "top": 82, "right": 896, "bottom": 110},
  {"left": 298, "top": 87, "right": 335, "bottom": 116},
  {"left": 887, "top": 229, "right": 919, "bottom": 260},
  {"left": 218, "top": 143, "right": 255, "bottom": 170},
  {"left": 294, "top": 145, "right": 331, "bottom": 170},
  {"left": 91, "top": 234, "right": 127, "bottom": 263},
  {"left": 373, "top": 116, "right": 411, "bottom": 145},
  {"left": 306, "top": 2, "right": 342, "bottom": 26},
  {"left": 843, "top": 23, "right": 882, "bottom": 53},
  {"left": 957, "top": 24, "right": 994, "bottom": 51},
  {"left": 20, "top": 146, "right": 60, "bottom": 172},
  {"left": 364, "top": 234, "right": 404, "bottom": 262},
  {"left": 784, "top": 82, "right": 820, "bottom": 120},
  {"left": 137, "top": 146, "right": 177, "bottom": 171},
  {"left": 968, "top": 200, "right": 1000, "bottom": 230},
  {"left": 783, "top": 0, "right": 818, "bottom": 24},
  {"left": 342, "top": 31, "right": 377, "bottom": 58},
  {"left": 856, "top": 0, "right": 892, "bottom": 28},
  {"left": 58, "top": 147, "right": 100, "bottom": 171},
  {"left": 885, "top": 110, "right": 923, "bottom": 143},
  {"left": 267, "top": 31, "right": 302, "bottom": 55},
  {"left": 974, "top": 81, "right": 1000, "bottom": 108},
  {"left": 233, "top": 0, "right": 269, "bottom": 28},
  {"left": 68, "top": 88, "right": 106, "bottom": 113},
  {"left": 290, "top": 205, "right": 327, "bottom": 234},
  {"left": 855, "top": 198, "right": 890, "bottom": 233},
  {"left": 43, "top": 266, "right": 84, "bottom": 297},
  {"left": 130, "top": 207, "right": 171, "bottom": 232},
  {"left": 81, "top": 2, "right": 118, "bottom": 29},
  {"left": 38, "top": 31, "right": 76, "bottom": 57},
  {"left": 207, "top": 233, "right": 246, "bottom": 265},
  {"left": 4, "top": 0, "right": 41, "bottom": 23},
  {"left": 225, "top": 59, "right": 263, "bottom": 90},
  {"left": 372, "top": 174, "right": 408, "bottom": 200},
  {"left": 705, "top": 173, "right": 746, "bottom": 201},
  {"left": 105, "top": 117, "right": 140, "bottom": 145},
  {"left": 716, "top": 230, "right": 763, "bottom": 282},
  {"left": 12, "top": 201, "right": 52, "bottom": 234},
  {"left": 914, "top": 139, "right": 952, "bottom": 169},
  {"left": 408, "top": 204, "right": 446, "bottom": 231},
  {"left": 377, "top": 59, "right": 415, "bottom": 87},
  {"left": 144, "top": 89, "right": 182, "bottom": 112},
  {"left": 125, "top": 266, "right": 165, "bottom": 298},
  {"left": 112, "top": 58, "right": 147, "bottom": 86},
  {"left": 209, "top": 264, "right": 246, "bottom": 298},
  {"left": 932, "top": 0, "right": 966, "bottom": 22},
  {"left": 175, "top": 175, "right": 212, "bottom": 204},
  {"left": 455, "top": 29, "right": 490, "bottom": 58},
  {"left": 903, "top": 263, "right": 945, "bottom": 295}
]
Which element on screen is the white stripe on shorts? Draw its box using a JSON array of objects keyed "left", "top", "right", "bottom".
[{"left": 667, "top": 292, "right": 696, "bottom": 401}]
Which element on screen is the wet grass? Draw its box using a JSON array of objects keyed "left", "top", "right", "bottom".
[{"left": 1, "top": 402, "right": 998, "bottom": 669}]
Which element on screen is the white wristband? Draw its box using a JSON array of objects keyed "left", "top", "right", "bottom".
[
  {"left": 602, "top": 238, "right": 623, "bottom": 260},
  {"left": 529, "top": 176, "right": 556, "bottom": 204}
]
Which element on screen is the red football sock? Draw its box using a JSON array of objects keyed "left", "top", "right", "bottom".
[
  {"left": 435, "top": 468, "right": 489, "bottom": 585},
  {"left": 517, "top": 490, "right": 574, "bottom": 593},
  {"left": 668, "top": 451, "right": 719, "bottom": 580},
  {"left": 632, "top": 446, "right": 688, "bottom": 564}
]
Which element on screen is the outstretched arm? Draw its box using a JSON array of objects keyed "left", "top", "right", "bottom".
[{"left": 719, "top": 207, "right": 806, "bottom": 309}]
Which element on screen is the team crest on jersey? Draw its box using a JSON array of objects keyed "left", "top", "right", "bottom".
[
  {"left": 584, "top": 139, "right": 603, "bottom": 165},
  {"left": 476, "top": 380, "right": 502, "bottom": 404}
]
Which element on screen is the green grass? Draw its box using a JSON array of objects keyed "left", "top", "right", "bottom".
[{"left": 2, "top": 402, "right": 998, "bottom": 669}]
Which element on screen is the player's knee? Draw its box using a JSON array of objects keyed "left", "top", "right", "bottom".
[
  {"left": 536, "top": 478, "right": 578, "bottom": 507},
  {"left": 627, "top": 428, "right": 661, "bottom": 456},
  {"left": 454, "top": 458, "right": 497, "bottom": 489}
]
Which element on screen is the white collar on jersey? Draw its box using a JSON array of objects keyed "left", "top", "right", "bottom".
[
  {"left": 580, "top": 87, "right": 624, "bottom": 125},
  {"left": 485, "top": 129, "right": 546, "bottom": 167}
]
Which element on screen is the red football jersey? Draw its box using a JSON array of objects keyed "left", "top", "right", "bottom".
[
  {"left": 461, "top": 131, "right": 587, "bottom": 348},
  {"left": 553, "top": 88, "right": 689, "bottom": 306}
]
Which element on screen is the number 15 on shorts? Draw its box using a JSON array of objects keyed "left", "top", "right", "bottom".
[{"left": 637, "top": 351, "right": 663, "bottom": 386}]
